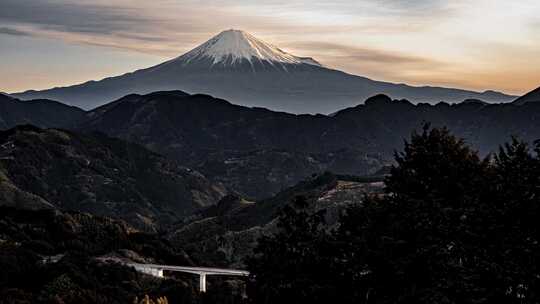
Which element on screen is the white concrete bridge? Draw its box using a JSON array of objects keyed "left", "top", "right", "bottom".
[{"left": 128, "top": 263, "right": 249, "bottom": 292}]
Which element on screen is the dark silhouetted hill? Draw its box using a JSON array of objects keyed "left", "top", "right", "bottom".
[
  {"left": 0, "top": 94, "right": 84, "bottom": 129},
  {"left": 513, "top": 86, "right": 540, "bottom": 105},
  {"left": 0, "top": 125, "right": 226, "bottom": 230}
]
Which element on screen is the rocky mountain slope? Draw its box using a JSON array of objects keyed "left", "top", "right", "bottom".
[
  {"left": 12, "top": 30, "right": 514, "bottom": 113},
  {"left": 0, "top": 125, "right": 226, "bottom": 230}
]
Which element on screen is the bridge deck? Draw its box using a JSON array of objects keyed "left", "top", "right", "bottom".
[
  {"left": 127, "top": 263, "right": 249, "bottom": 292},
  {"left": 128, "top": 263, "right": 249, "bottom": 276}
]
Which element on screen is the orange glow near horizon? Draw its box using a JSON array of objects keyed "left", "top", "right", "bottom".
[{"left": 1, "top": 0, "right": 539, "bottom": 95}]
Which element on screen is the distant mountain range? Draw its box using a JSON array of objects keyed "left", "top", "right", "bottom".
[
  {"left": 77, "top": 91, "right": 385, "bottom": 198},
  {"left": 11, "top": 29, "right": 516, "bottom": 114},
  {"left": 72, "top": 88, "right": 540, "bottom": 199},
  {"left": 2, "top": 86, "right": 540, "bottom": 201}
]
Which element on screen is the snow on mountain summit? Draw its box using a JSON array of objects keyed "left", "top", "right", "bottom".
[{"left": 175, "top": 29, "right": 321, "bottom": 67}]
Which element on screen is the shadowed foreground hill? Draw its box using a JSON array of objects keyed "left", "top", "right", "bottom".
[{"left": 0, "top": 125, "right": 226, "bottom": 230}]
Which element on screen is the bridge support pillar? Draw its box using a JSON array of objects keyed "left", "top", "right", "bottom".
[{"left": 199, "top": 273, "right": 207, "bottom": 293}]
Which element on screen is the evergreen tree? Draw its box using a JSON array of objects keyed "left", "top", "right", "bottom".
[
  {"left": 247, "top": 196, "right": 337, "bottom": 304},
  {"left": 249, "top": 125, "right": 540, "bottom": 303},
  {"left": 336, "top": 126, "right": 540, "bottom": 303}
]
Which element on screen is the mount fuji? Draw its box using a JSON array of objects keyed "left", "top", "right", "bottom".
[{"left": 13, "top": 29, "right": 515, "bottom": 113}]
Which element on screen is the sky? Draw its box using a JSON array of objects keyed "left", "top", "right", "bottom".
[{"left": 1, "top": 0, "right": 539, "bottom": 95}]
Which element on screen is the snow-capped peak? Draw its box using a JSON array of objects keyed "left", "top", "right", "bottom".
[{"left": 176, "top": 29, "right": 321, "bottom": 67}]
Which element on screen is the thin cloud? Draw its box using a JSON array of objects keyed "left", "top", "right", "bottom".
[
  {"left": 0, "top": 0, "right": 452, "bottom": 54},
  {"left": 0, "top": 27, "right": 32, "bottom": 37},
  {"left": 0, "top": 0, "right": 150, "bottom": 35},
  {"left": 285, "top": 40, "right": 455, "bottom": 89},
  {"left": 289, "top": 41, "right": 438, "bottom": 65}
]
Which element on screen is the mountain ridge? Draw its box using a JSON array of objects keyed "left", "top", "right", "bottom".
[
  {"left": 74, "top": 90, "right": 540, "bottom": 199},
  {"left": 0, "top": 94, "right": 85, "bottom": 129},
  {"left": 513, "top": 86, "right": 540, "bottom": 105},
  {"left": 2, "top": 89, "right": 540, "bottom": 202}
]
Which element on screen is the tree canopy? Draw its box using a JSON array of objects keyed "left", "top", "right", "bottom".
[{"left": 248, "top": 125, "right": 540, "bottom": 303}]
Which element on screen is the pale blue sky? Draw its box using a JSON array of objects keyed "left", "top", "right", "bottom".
[{"left": 1, "top": 0, "right": 539, "bottom": 94}]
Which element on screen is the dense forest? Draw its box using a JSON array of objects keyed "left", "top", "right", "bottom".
[
  {"left": 0, "top": 208, "right": 243, "bottom": 304},
  {"left": 248, "top": 125, "right": 540, "bottom": 303},
  {"left": 2, "top": 125, "right": 539, "bottom": 303}
]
